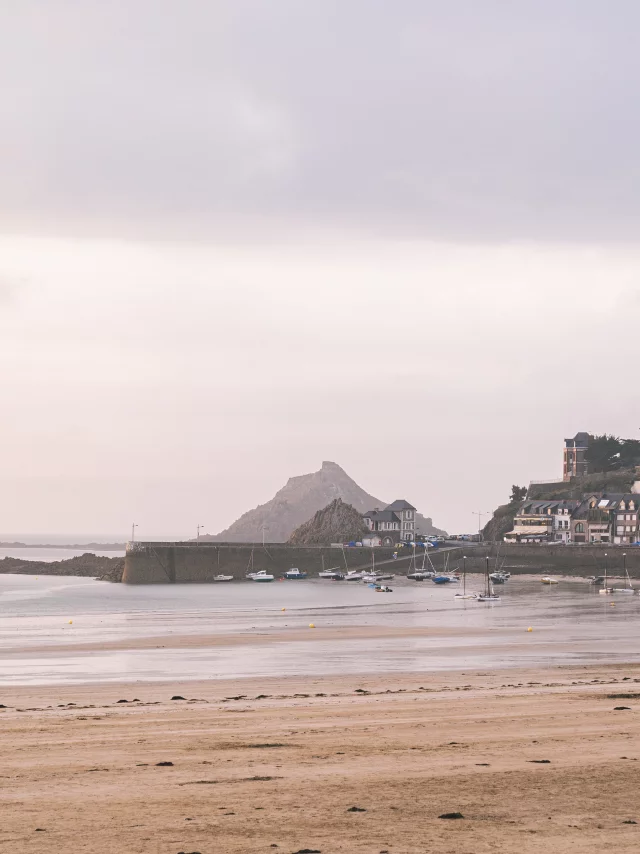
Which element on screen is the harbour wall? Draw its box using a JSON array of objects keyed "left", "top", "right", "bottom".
[
  {"left": 471, "top": 543, "right": 640, "bottom": 576},
  {"left": 122, "top": 542, "right": 640, "bottom": 584},
  {"left": 122, "top": 542, "right": 458, "bottom": 584}
]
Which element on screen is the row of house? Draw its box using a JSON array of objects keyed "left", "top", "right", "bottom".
[{"left": 505, "top": 494, "right": 640, "bottom": 545}]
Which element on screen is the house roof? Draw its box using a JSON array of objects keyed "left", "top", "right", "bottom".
[
  {"left": 385, "top": 499, "right": 416, "bottom": 511},
  {"left": 565, "top": 432, "right": 591, "bottom": 447},
  {"left": 367, "top": 510, "right": 401, "bottom": 523}
]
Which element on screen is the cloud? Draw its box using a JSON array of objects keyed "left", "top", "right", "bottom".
[{"left": 2, "top": 0, "right": 640, "bottom": 241}]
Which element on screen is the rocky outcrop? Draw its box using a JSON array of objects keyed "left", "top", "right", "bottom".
[
  {"left": 0, "top": 553, "right": 124, "bottom": 581},
  {"left": 287, "top": 499, "right": 369, "bottom": 545},
  {"left": 482, "top": 503, "right": 520, "bottom": 543},
  {"left": 204, "top": 461, "right": 446, "bottom": 543}
]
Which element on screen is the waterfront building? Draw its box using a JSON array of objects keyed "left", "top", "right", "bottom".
[
  {"left": 363, "top": 500, "right": 416, "bottom": 545},
  {"left": 563, "top": 432, "right": 592, "bottom": 481}
]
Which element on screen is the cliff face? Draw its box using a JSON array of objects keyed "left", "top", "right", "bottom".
[
  {"left": 482, "top": 503, "right": 520, "bottom": 543},
  {"left": 287, "top": 498, "right": 368, "bottom": 545},
  {"left": 205, "top": 461, "right": 446, "bottom": 543}
]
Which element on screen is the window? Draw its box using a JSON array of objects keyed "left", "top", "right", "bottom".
[{"left": 575, "top": 523, "right": 584, "bottom": 534}]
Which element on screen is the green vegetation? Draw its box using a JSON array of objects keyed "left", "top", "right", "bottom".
[
  {"left": 586, "top": 434, "right": 640, "bottom": 473},
  {"left": 510, "top": 485, "right": 527, "bottom": 503}
]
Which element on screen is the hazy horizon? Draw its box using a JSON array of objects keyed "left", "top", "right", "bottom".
[{"left": 2, "top": 1, "right": 639, "bottom": 536}]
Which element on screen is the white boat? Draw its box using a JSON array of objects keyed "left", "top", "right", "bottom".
[
  {"left": 407, "top": 570, "right": 434, "bottom": 580},
  {"left": 213, "top": 574, "right": 234, "bottom": 582},
  {"left": 251, "top": 570, "right": 275, "bottom": 582},
  {"left": 454, "top": 556, "right": 478, "bottom": 599},
  {"left": 541, "top": 576, "right": 559, "bottom": 585},
  {"left": 344, "top": 571, "right": 364, "bottom": 581},
  {"left": 477, "top": 557, "right": 500, "bottom": 602},
  {"left": 362, "top": 572, "right": 383, "bottom": 583},
  {"left": 319, "top": 568, "right": 342, "bottom": 579},
  {"left": 612, "top": 564, "right": 635, "bottom": 595}
]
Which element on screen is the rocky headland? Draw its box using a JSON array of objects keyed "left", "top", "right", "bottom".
[
  {"left": 203, "top": 460, "right": 446, "bottom": 542},
  {"left": 0, "top": 553, "right": 124, "bottom": 582}
]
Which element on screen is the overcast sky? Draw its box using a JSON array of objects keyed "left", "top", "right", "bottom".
[{"left": 1, "top": 1, "right": 639, "bottom": 538}]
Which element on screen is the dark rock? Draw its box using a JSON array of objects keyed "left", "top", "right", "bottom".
[
  {"left": 614, "top": 706, "right": 632, "bottom": 710},
  {"left": 347, "top": 806, "right": 366, "bottom": 812},
  {"left": 171, "top": 695, "right": 186, "bottom": 701},
  {"left": 156, "top": 761, "right": 174, "bottom": 767},
  {"left": 623, "top": 820, "right": 638, "bottom": 824},
  {"left": 116, "top": 699, "right": 128, "bottom": 703},
  {"left": 528, "top": 760, "right": 551, "bottom": 763},
  {"left": 439, "top": 812, "right": 464, "bottom": 819},
  {"left": 291, "top": 849, "right": 321, "bottom": 853}
]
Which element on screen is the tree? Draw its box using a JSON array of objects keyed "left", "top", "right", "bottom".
[
  {"left": 510, "top": 485, "right": 527, "bottom": 503},
  {"left": 585, "top": 434, "right": 640, "bottom": 473}
]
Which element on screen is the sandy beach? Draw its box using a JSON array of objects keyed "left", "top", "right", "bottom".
[{"left": 2, "top": 663, "right": 640, "bottom": 854}]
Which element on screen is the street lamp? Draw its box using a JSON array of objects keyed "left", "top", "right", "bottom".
[
  {"left": 197, "top": 525, "right": 206, "bottom": 542},
  {"left": 131, "top": 523, "right": 138, "bottom": 543}
]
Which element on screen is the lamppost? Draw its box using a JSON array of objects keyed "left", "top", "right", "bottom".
[
  {"left": 473, "top": 511, "right": 491, "bottom": 541},
  {"left": 197, "top": 525, "right": 206, "bottom": 542},
  {"left": 131, "top": 523, "right": 138, "bottom": 543},
  {"left": 260, "top": 524, "right": 268, "bottom": 546}
]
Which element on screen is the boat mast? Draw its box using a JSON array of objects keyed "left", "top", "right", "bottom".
[
  {"left": 604, "top": 552, "right": 608, "bottom": 592},
  {"left": 485, "top": 556, "right": 490, "bottom": 597},
  {"left": 463, "top": 555, "right": 467, "bottom": 595}
]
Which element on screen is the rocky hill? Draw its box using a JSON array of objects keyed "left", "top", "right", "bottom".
[
  {"left": 204, "top": 461, "right": 446, "bottom": 543},
  {"left": 287, "top": 499, "right": 369, "bottom": 545}
]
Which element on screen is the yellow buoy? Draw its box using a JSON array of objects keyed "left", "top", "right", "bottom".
[
  {"left": 309, "top": 623, "right": 315, "bottom": 629},
  {"left": 68, "top": 620, "right": 73, "bottom": 624},
  {"left": 281, "top": 608, "right": 286, "bottom": 611},
  {"left": 527, "top": 627, "right": 533, "bottom": 632},
  {"left": 610, "top": 602, "right": 616, "bottom": 607}
]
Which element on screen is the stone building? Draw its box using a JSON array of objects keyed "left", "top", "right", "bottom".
[
  {"left": 563, "top": 432, "right": 592, "bottom": 481},
  {"left": 363, "top": 500, "right": 416, "bottom": 546}
]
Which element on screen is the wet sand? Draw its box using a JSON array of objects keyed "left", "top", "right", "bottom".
[{"left": 3, "top": 664, "right": 640, "bottom": 853}]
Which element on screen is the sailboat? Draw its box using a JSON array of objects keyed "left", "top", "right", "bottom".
[
  {"left": 477, "top": 557, "right": 500, "bottom": 602},
  {"left": 454, "top": 556, "right": 477, "bottom": 599},
  {"left": 598, "top": 553, "right": 612, "bottom": 595},
  {"left": 612, "top": 554, "right": 635, "bottom": 594}
]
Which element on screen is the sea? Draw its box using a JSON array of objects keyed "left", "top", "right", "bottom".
[
  {"left": 1, "top": 574, "right": 640, "bottom": 686},
  {"left": 0, "top": 532, "right": 153, "bottom": 562}
]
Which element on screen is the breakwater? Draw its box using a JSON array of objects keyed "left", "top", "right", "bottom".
[
  {"left": 470, "top": 543, "right": 640, "bottom": 576},
  {"left": 122, "top": 541, "right": 640, "bottom": 583},
  {"left": 122, "top": 542, "right": 458, "bottom": 584}
]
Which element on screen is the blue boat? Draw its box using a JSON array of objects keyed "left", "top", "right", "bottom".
[{"left": 284, "top": 568, "right": 308, "bottom": 580}]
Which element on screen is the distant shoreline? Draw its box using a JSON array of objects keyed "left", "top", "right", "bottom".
[{"left": 0, "top": 541, "right": 126, "bottom": 551}]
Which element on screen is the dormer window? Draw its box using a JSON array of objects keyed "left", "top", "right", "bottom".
[{"left": 630, "top": 501, "right": 636, "bottom": 511}]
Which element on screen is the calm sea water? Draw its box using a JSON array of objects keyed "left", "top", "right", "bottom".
[{"left": 1, "top": 574, "right": 639, "bottom": 685}]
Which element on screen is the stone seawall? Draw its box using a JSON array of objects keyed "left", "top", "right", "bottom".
[
  {"left": 122, "top": 542, "right": 640, "bottom": 583},
  {"left": 122, "top": 542, "right": 459, "bottom": 584},
  {"left": 469, "top": 543, "right": 640, "bottom": 576}
]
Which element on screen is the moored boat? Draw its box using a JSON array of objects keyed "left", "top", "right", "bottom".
[
  {"left": 541, "top": 576, "right": 559, "bottom": 584},
  {"left": 477, "top": 556, "right": 500, "bottom": 602},
  {"left": 251, "top": 570, "right": 275, "bottom": 582},
  {"left": 213, "top": 574, "right": 234, "bottom": 582},
  {"left": 284, "top": 568, "right": 307, "bottom": 580},
  {"left": 345, "top": 571, "right": 364, "bottom": 581}
]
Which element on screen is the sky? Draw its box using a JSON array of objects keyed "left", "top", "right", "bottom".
[{"left": 1, "top": 0, "right": 639, "bottom": 539}]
